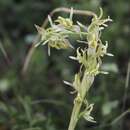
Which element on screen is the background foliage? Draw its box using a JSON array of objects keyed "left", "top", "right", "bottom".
[{"left": 0, "top": 0, "right": 130, "bottom": 130}]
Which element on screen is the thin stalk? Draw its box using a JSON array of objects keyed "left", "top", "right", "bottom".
[
  {"left": 68, "top": 72, "right": 94, "bottom": 130},
  {"left": 43, "top": 7, "right": 96, "bottom": 27},
  {"left": 45, "top": 31, "right": 88, "bottom": 36},
  {"left": 61, "top": 31, "right": 88, "bottom": 35},
  {"left": 68, "top": 98, "right": 82, "bottom": 130}
]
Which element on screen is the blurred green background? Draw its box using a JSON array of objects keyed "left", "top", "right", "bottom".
[{"left": 0, "top": 0, "right": 130, "bottom": 130}]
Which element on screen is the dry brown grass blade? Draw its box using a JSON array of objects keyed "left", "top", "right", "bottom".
[
  {"left": 0, "top": 40, "right": 11, "bottom": 65},
  {"left": 122, "top": 61, "right": 130, "bottom": 112},
  {"left": 92, "top": 61, "right": 130, "bottom": 129},
  {"left": 92, "top": 109, "right": 130, "bottom": 129}
]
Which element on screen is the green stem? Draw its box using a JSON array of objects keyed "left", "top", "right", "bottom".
[
  {"left": 68, "top": 72, "right": 94, "bottom": 130},
  {"left": 62, "top": 31, "right": 88, "bottom": 35},
  {"left": 68, "top": 96, "right": 82, "bottom": 130}
]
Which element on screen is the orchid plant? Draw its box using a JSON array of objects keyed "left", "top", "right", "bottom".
[{"left": 35, "top": 8, "right": 113, "bottom": 130}]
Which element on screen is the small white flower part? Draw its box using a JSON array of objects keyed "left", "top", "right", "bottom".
[
  {"left": 63, "top": 80, "right": 73, "bottom": 87},
  {"left": 35, "top": 41, "right": 41, "bottom": 47},
  {"left": 70, "top": 7, "right": 74, "bottom": 20},
  {"left": 42, "top": 40, "right": 49, "bottom": 45},
  {"left": 48, "top": 15, "right": 53, "bottom": 27},
  {"left": 100, "top": 71, "right": 109, "bottom": 74},
  {"left": 77, "top": 21, "right": 87, "bottom": 31},
  {"left": 69, "top": 56, "right": 77, "bottom": 60},
  {"left": 106, "top": 53, "right": 114, "bottom": 56}
]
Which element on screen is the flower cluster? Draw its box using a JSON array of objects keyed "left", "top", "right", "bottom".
[
  {"left": 65, "top": 8, "right": 113, "bottom": 123},
  {"left": 35, "top": 7, "right": 113, "bottom": 129},
  {"left": 35, "top": 8, "right": 82, "bottom": 55}
]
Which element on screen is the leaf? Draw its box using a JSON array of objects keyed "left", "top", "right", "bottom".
[
  {"left": 35, "top": 24, "right": 45, "bottom": 35},
  {"left": 73, "top": 73, "right": 81, "bottom": 92}
]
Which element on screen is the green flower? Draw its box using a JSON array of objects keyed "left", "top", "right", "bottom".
[
  {"left": 55, "top": 16, "right": 73, "bottom": 28},
  {"left": 82, "top": 103, "right": 96, "bottom": 123},
  {"left": 79, "top": 103, "right": 96, "bottom": 123},
  {"left": 35, "top": 24, "right": 73, "bottom": 55}
]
